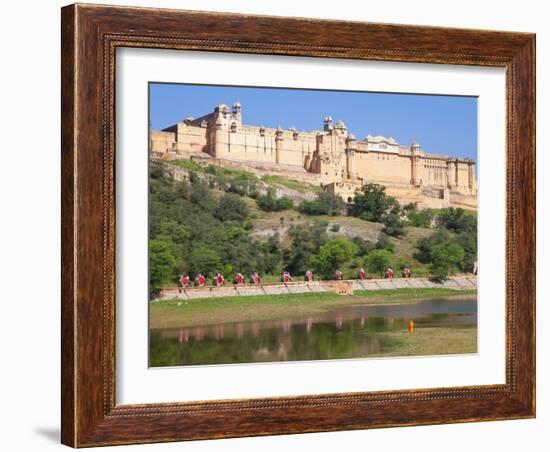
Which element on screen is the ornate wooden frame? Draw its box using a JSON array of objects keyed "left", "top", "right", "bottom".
[{"left": 61, "top": 3, "right": 536, "bottom": 447}]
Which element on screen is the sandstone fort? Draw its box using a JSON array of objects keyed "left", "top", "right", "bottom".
[{"left": 150, "top": 102, "right": 477, "bottom": 209}]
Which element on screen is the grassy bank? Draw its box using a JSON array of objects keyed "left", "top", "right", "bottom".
[
  {"left": 369, "top": 325, "right": 477, "bottom": 357},
  {"left": 150, "top": 287, "right": 477, "bottom": 329},
  {"left": 260, "top": 174, "right": 322, "bottom": 193}
]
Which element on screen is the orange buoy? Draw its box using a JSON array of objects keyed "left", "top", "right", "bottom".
[{"left": 408, "top": 319, "right": 414, "bottom": 335}]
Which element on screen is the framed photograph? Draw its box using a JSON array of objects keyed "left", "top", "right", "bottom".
[{"left": 61, "top": 3, "right": 535, "bottom": 447}]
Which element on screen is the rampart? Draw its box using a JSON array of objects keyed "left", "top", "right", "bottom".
[{"left": 150, "top": 102, "right": 478, "bottom": 208}]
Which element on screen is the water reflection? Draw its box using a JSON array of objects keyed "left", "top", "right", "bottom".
[{"left": 150, "top": 297, "right": 477, "bottom": 367}]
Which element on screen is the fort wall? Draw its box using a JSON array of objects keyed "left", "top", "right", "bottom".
[
  {"left": 353, "top": 151, "right": 412, "bottom": 185},
  {"left": 150, "top": 130, "right": 176, "bottom": 156},
  {"left": 211, "top": 126, "right": 318, "bottom": 167},
  {"left": 150, "top": 102, "right": 477, "bottom": 208}
]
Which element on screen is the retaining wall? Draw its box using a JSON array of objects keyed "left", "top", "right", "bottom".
[{"left": 153, "top": 276, "right": 477, "bottom": 302}]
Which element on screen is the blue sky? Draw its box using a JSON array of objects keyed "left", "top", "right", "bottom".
[{"left": 149, "top": 83, "right": 477, "bottom": 161}]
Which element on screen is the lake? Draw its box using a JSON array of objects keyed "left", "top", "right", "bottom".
[{"left": 149, "top": 296, "right": 477, "bottom": 367}]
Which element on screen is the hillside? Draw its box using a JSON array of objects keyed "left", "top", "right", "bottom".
[{"left": 149, "top": 159, "right": 477, "bottom": 291}]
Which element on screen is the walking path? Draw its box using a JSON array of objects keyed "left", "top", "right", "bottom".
[{"left": 153, "top": 276, "right": 477, "bottom": 302}]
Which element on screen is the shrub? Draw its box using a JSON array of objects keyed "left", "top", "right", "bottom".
[
  {"left": 364, "top": 249, "right": 393, "bottom": 277},
  {"left": 257, "top": 188, "right": 294, "bottom": 211},
  {"left": 150, "top": 165, "right": 165, "bottom": 179},
  {"left": 407, "top": 208, "right": 433, "bottom": 228},
  {"left": 436, "top": 207, "right": 477, "bottom": 234},
  {"left": 402, "top": 202, "right": 418, "bottom": 212},
  {"left": 415, "top": 228, "right": 476, "bottom": 273},
  {"left": 414, "top": 229, "right": 452, "bottom": 263},
  {"left": 190, "top": 179, "right": 216, "bottom": 210},
  {"left": 310, "top": 239, "right": 358, "bottom": 278},
  {"left": 375, "top": 235, "right": 395, "bottom": 253},
  {"left": 393, "top": 257, "right": 411, "bottom": 272},
  {"left": 429, "top": 243, "right": 465, "bottom": 280},
  {"left": 351, "top": 236, "right": 374, "bottom": 257},
  {"left": 411, "top": 266, "right": 431, "bottom": 277},
  {"left": 214, "top": 193, "right": 249, "bottom": 222},
  {"left": 382, "top": 213, "right": 405, "bottom": 237},
  {"left": 299, "top": 192, "right": 344, "bottom": 216}
]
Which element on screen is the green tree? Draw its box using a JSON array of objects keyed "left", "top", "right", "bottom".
[
  {"left": 429, "top": 243, "right": 465, "bottom": 280},
  {"left": 188, "top": 246, "right": 221, "bottom": 277},
  {"left": 260, "top": 233, "right": 283, "bottom": 274},
  {"left": 351, "top": 184, "right": 399, "bottom": 222},
  {"left": 456, "top": 213, "right": 477, "bottom": 235},
  {"left": 285, "top": 221, "right": 328, "bottom": 275},
  {"left": 436, "top": 207, "right": 477, "bottom": 234},
  {"left": 152, "top": 220, "right": 190, "bottom": 246},
  {"left": 455, "top": 231, "right": 477, "bottom": 272},
  {"left": 382, "top": 213, "right": 405, "bottom": 237},
  {"left": 310, "top": 239, "right": 357, "bottom": 278},
  {"left": 149, "top": 239, "right": 177, "bottom": 292},
  {"left": 365, "top": 249, "right": 393, "bottom": 277},
  {"left": 148, "top": 166, "right": 291, "bottom": 284},
  {"left": 223, "top": 225, "right": 247, "bottom": 241},
  {"left": 214, "top": 192, "right": 249, "bottom": 222},
  {"left": 414, "top": 229, "right": 452, "bottom": 263}
]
